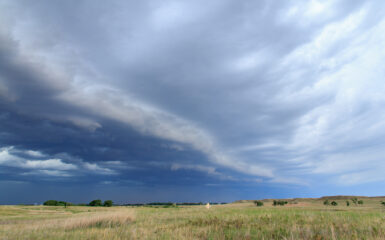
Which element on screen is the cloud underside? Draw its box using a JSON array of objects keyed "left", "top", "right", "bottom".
[
  {"left": 1, "top": 0, "right": 385, "bottom": 186},
  {"left": 0, "top": 147, "right": 116, "bottom": 177}
]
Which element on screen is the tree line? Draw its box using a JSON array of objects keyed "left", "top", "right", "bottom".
[
  {"left": 124, "top": 202, "right": 227, "bottom": 206},
  {"left": 43, "top": 199, "right": 113, "bottom": 207},
  {"left": 43, "top": 200, "right": 227, "bottom": 207},
  {"left": 252, "top": 198, "right": 385, "bottom": 207},
  {"left": 323, "top": 198, "right": 364, "bottom": 206}
]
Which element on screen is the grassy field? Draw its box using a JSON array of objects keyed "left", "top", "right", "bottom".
[{"left": 1, "top": 197, "right": 385, "bottom": 239}]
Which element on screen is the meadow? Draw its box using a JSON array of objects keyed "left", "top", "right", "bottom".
[{"left": 1, "top": 197, "right": 385, "bottom": 239}]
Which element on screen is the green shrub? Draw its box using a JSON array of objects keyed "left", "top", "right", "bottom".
[
  {"left": 103, "top": 200, "right": 113, "bottom": 207},
  {"left": 381, "top": 201, "right": 385, "bottom": 206},
  {"left": 323, "top": 200, "right": 330, "bottom": 205},
  {"left": 273, "top": 200, "right": 287, "bottom": 206},
  {"left": 331, "top": 201, "right": 338, "bottom": 206},
  {"left": 358, "top": 200, "right": 363, "bottom": 205},
  {"left": 57, "top": 201, "right": 71, "bottom": 206},
  {"left": 43, "top": 200, "right": 72, "bottom": 207},
  {"left": 254, "top": 201, "right": 263, "bottom": 206},
  {"left": 43, "top": 200, "right": 58, "bottom": 206},
  {"left": 163, "top": 204, "right": 178, "bottom": 208},
  {"left": 346, "top": 201, "right": 350, "bottom": 206},
  {"left": 89, "top": 199, "right": 102, "bottom": 206}
]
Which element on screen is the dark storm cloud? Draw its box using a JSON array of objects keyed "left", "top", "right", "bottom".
[{"left": 1, "top": 0, "right": 385, "bottom": 203}]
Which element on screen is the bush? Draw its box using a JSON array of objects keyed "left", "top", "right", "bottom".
[
  {"left": 103, "top": 200, "right": 113, "bottom": 207},
  {"left": 147, "top": 202, "right": 174, "bottom": 206},
  {"left": 43, "top": 200, "right": 72, "bottom": 207},
  {"left": 89, "top": 199, "right": 102, "bottom": 206},
  {"left": 43, "top": 200, "right": 58, "bottom": 206},
  {"left": 358, "top": 200, "right": 364, "bottom": 205},
  {"left": 381, "top": 201, "right": 385, "bottom": 206},
  {"left": 346, "top": 201, "right": 350, "bottom": 206},
  {"left": 254, "top": 201, "right": 264, "bottom": 206},
  {"left": 323, "top": 200, "right": 330, "bottom": 205},
  {"left": 273, "top": 200, "right": 287, "bottom": 206},
  {"left": 163, "top": 204, "right": 178, "bottom": 208},
  {"left": 351, "top": 198, "right": 358, "bottom": 205},
  {"left": 57, "top": 201, "right": 72, "bottom": 207},
  {"left": 331, "top": 201, "right": 338, "bottom": 206}
]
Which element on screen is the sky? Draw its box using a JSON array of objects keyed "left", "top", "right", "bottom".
[{"left": 1, "top": 0, "right": 385, "bottom": 204}]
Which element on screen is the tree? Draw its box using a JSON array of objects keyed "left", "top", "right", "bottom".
[
  {"left": 57, "top": 201, "right": 69, "bottom": 207},
  {"left": 254, "top": 201, "right": 263, "bottom": 206},
  {"left": 331, "top": 201, "right": 338, "bottom": 206},
  {"left": 346, "top": 201, "right": 350, "bottom": 206},
  {"left": 273, "top": 200, "right": 287, "bottom": 206},
  {"left": 323, "top": 200, "right": 330, "bottom": 206},
  {"left": 44, "top": 200, "right": 58, "bottom": 206},
  {"left": 351, "top": 198, "right": 358, "bottom": 205},
  {"left": 381, "top": 201, "right": 385, "bottom": 206},
  {"left": 103, "top": 200, "right": 113, "bottom": 207},
  {"left": 89, "top": 199, "right": 102, "bottom": 206},
  {"left": 358, "top": 200, "right": 363, "bottom": 205}
]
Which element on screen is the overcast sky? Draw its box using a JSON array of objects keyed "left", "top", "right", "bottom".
[{"left": 1, "top": 0, "right": 385, "bottom": 204}]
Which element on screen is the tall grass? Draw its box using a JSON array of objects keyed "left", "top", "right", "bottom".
[
  {"left": 59, "top": 211, "right": 134, "bottom": 230},
  {"left": 0, "top": 207, "right": 135, "bottom": 240}
]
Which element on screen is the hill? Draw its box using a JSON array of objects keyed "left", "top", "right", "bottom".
[{"left": 234, "top": 195, "right": 385, "bottom": 203}]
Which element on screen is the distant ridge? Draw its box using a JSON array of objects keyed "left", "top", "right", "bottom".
[
  {"left": 234, "top": 195, "right": 385, "bottom": 203},
  {"left": 319, "top": 195, "right": 385, "bottom": 200}
]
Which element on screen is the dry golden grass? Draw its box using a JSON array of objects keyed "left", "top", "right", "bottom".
[
  {"left": 60, "top": 211, "right": 134, "bottom": 230},
  {"left": 0, "top": 206, "right": 135, "bottom": 240}
]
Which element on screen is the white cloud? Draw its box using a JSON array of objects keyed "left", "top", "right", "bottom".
[
  {"left": 170, "top": 163, "right": 237, "bottom": 181},
  {"left": 232, "top": 49, "right": 271, "bottom": 72},
  {"left": 269, "top": 177, "right": 309, "bottom": 186},
  {"left": 0, "top": 146, "right": 118, "bottom": 177},
  {"left": 0, "top": 147, "right": 77, "bottom": 171},
  {"left": 151, "top": 1, "right": 195, "bottom": 30},
  {"left": 278, "top": 0, "right": 337, "bottom": 26},
  {"left": 269, "top": 7, "right": 385, "bottom": 183},
  {"left": 83, "top": 162, "right": 116, "bottom": 175},
  {"left": 22, "top": 169, "right": 73, "bottom": 177},
  {"left": 337, "top": 169, "right": 385, "bottom": 186},
  {"left": 25, "top": 150, "right": 46, "bottom": 158},
  {"left": 281, "top": 7, "right": 368, "bottom": 68},
  {"left": 24, "top": 159, "right": 76, "bottom": 170}
]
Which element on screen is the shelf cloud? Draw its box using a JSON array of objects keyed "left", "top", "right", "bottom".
[{"left": 1, "top": 0, "right": 385, "bottom": 203}]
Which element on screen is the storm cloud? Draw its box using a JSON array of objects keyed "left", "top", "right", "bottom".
[{"left": 1, "top": 0, "right": 385, "bottom": 203}]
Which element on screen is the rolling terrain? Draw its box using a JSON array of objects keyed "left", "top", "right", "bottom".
[{"left": 1, "top": 196, "right": 385, "bottom": 239}]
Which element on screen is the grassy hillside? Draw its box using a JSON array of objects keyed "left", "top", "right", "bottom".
[{"left": 1, "top": 197, "right": 385, "bottom": 239}]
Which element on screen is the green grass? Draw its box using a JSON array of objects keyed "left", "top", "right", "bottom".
[{"left": 1, "top": 198, "right": 385, "bottom": 239}]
